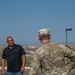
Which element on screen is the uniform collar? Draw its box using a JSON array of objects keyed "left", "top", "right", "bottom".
[
  {"left": 42, "top": 42, "right": 54, "bottom": 45},
  {"left": 42, "top": 41, "right": 50, "bottom": 45}
]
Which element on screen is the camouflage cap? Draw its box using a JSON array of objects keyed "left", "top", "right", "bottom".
[{"left": 38, "top": 29, "right": 50, "bottom": 36}]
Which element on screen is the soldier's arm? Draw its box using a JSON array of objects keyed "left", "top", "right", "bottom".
[
  {"left": 29, "top": 52, "right": 40, "bottom": 75},
  {"left": 59, "top": 44, "right": 75, "bottom": 71},
  {"left": 65, "top": 45, "right": 75, "bottom": 51},
  {"left": 59, "top": 44, "right": 75, "bottom": 61},
  {"left": 64, "top": 48, "right": 75, "bottom": 61}
]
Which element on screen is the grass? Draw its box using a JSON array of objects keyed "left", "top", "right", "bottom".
[{"left": 25, "top": 57, "right": 31, "bottom": 66}]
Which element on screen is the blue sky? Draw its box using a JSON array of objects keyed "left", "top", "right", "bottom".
[{"left": 0, "top": 0, "right": 75, "bottom": 45}]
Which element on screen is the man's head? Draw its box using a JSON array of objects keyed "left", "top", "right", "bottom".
[
  {"left": 38, "top": 29, "right": 51, "bottom": 43},
  {"left": 7, "top": 36, "right": 14, "bottom": 47}
]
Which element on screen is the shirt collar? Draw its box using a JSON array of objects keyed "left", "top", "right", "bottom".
[{"left": 8, "top": 44, "right": 15, "bottom": 50}]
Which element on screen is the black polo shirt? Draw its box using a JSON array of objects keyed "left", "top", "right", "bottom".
[{"left": 2, "top": 44, "right": 26, "bottom": 72}]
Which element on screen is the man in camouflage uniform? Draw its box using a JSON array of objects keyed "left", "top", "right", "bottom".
[{"left": 29, "top": 29, "right": 75, "bottom": 75}]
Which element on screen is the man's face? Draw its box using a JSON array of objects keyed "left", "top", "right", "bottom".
[{"left": 7, "top": 37, "right": 14, "bottom": 46}]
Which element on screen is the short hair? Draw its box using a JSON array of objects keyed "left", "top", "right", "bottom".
[{"left": 7, "top": 36, "right": 14, "bottom": 41}]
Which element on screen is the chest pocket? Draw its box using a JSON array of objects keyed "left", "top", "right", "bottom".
[{"left": 6, "top": 49, "right": 21, "bottom": 60}]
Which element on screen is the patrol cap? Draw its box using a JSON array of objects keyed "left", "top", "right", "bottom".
[{"left": 38, "top": 29, "right": 50, "bottom": 36}]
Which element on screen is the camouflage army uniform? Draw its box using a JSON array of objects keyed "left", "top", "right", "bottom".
[{"left": 29, "top": 42, "right": 75, "bottom": 75}]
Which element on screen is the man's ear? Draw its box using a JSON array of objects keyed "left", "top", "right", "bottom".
[
  {"left": 50, "top": 35, "right": 51, "bottom": 39},
  {"left": 38, "top": 36, "right": 41, "bottom": 40}
]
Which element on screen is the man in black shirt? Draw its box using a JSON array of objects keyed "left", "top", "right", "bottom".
[{"left": 2, "top": 36, "right": 26, "bottom": 75}]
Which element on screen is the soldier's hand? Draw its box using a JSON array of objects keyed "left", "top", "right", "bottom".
[{"left": 67, "top": 69, "right": 70, "bottom": 75}]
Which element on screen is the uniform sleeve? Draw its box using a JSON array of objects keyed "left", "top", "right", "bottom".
[
  {"left": 59, "top": 44, "right": 75, "bottom": 61},
  {"left": 20, "top": 46, "right": 26, "bottom": 55},
  {"left": 29, "top": 52, "right": 40, "bottom": 75},
  {"left": 2, "top": 50, "right": 6, "bottom": 59}
]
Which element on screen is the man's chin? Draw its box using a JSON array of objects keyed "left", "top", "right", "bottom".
[{"left": 9, "top": 44, "right": 14, "bottom": 47}]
